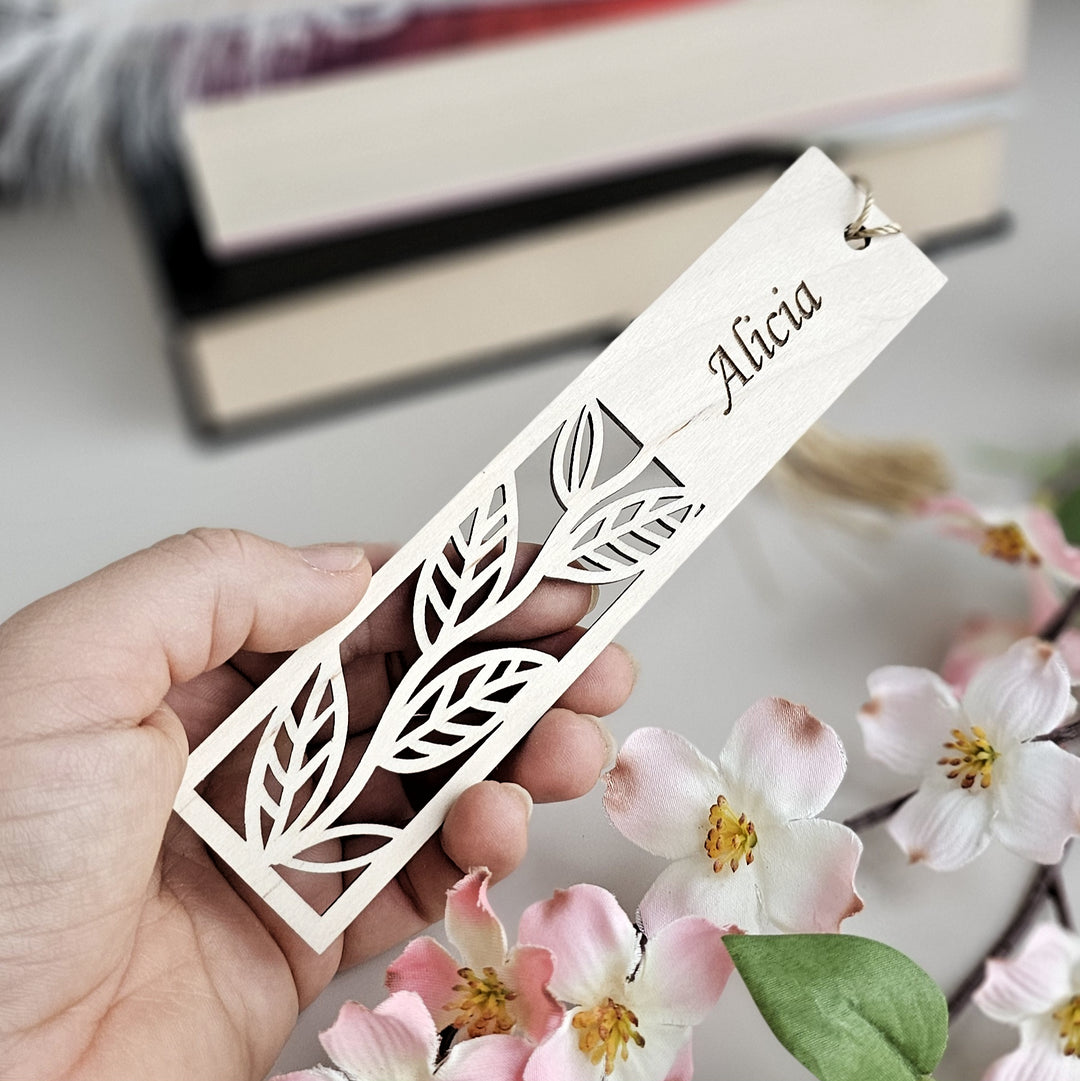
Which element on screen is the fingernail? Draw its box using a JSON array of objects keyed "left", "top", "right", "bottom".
[
  {"left": 297, "top": 543, "right": 366, "bottom": 572},
  {"left": 502, "top": 782, "right": 534, "bottom": 822},
  {"left": 614, "top": 642, "right": 641, "bottom": 688},
  {"left": 585, "top": 714, "right": 618, "bottom": 773},
  {"left": 587, "top": 584, "right": 601, "bottom": 615}
]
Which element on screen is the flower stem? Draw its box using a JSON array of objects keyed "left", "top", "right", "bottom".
[
  {"left": 1038, "top": 717, "right": 1080, "bottom": 746},
  {"left": 842, "top": 790, "right": 915, "bottom": 833},
  {"left": 947, "top": 861, "right": 1061, "bottom": 1018},
  {"left": 1037, "top": 586, "right": 1080, "bottom": 642}
]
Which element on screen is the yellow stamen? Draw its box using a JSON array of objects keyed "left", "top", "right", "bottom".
[
  {"left": 1054, "top": 994, "right": 1080, "bottom": 1056},
  {"left": 980, "top": 522, "right": 1041, "bottom": 566},
  {"left": 938, "top": 726, "right": 999, "bottom": 789},
  {"left": 445, "top": 966, "right": 516, "bottom": 1037},
  {"left": 572, "top": 997, "right": 645, "bottom": 1075},
  {"left": 704, "top": 795, "right": 758, "bottom": 873}
]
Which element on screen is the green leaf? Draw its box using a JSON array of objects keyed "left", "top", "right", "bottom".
[
  {"left": 724, "top": 934, "right": 947, "bottom": 1081},
  {"left": 1056, "top": 488, "right": 1080, "bottom": 546}
]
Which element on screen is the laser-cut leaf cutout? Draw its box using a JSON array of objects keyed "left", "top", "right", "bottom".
[
  {"left": 274, "top": 823, "right": 404, "bottom": 875},
  {"left": 169, "top": 153, "right": 946, "bottom": 954},
  {"left": 412, "top": 482, "right": 519, "bottom": 651},
  {"left": 552, "top": 401, "right": 604, "bottom": 509},
  {"left": 387, "top": 648, "right": 556, "bottom": 773},
  {"left": 556, "top": 487, "right": 699, "bottom": 583},
  {"left": 244, "top": 652, "right": 349, "bottom": 856}
]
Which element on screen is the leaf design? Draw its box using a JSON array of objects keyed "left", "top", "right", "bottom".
[
  {"left": 412, "top": 482, "right": 519, "bottom": 651},
  {"left": 556, "top": 487, "right": 701, "bottom": 584},
  {"left": 244, "top": 651, "right": 349, "bottom": 855},
  {"left": 551, "top": 401, "right": 604, "bottom": 509},
  {"left": 273, "top": 823, "right": 403, "bottom": 874},
  {"left": 386, "top": 647, "right": 555, "bottom": 773}
]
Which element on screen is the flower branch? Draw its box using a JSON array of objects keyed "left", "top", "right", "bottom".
[
  {"left": 948, "top": 848, "right": 1073, "bottom": 1020},
  {"left": 1047, "top": 870, "right": 1075, "bottom": 931},
  {"left": 842, "top": 791, "right": 915, "bottom": 834},
  {"left": 1036, "top": 585, "right": 1080, "bottom": 643}
]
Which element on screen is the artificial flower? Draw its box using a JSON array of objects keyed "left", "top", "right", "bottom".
[
  {"left": 604, "top": 699, "right": 863, "bottom": 935},
  {"left": 921, "top": 494, "right": 1080, "bottom": 587},
  {"left": 975, "top": 921, "right": 1080, "bottom": 1080},
  {"left": 386, "top": 869, "right": 561, "bottom": 1042},
  {"left": 941, "top": 574, "right": 1080, "bottom": 692},
  {"left": 859, "top": 637, "right": 1080, "bottom": 870},
  {"left": 272, "top": 991, "right": 533, "bottom": 1081},
  {"left": 517, "top": 884, "right": 730, "bottom": 1080}
]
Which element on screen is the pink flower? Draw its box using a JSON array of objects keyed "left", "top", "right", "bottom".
[
  {"left": 975, "top": 922, "right": 1080, "bottom": 1080},
  {"left": 921, "top": 495, "right": 1080, "bottom": 587},
  {"left": 603, "top": 700, "right": 863, "bottom": 935},
  {"left": 941, "top": 574, "right": 1080, "bottom": 693},
  {"left": 272, "top": 991, "right": 533, "bottom": 1081},
  {"left": 860, "top": 638, "right": 1080, "bottom": 870},
  {"left": 518, "top": 884, "right": 730, "bottom": 1080},
  {"left": 386, "top": 869, "right": 561, "bottom": 1043}
]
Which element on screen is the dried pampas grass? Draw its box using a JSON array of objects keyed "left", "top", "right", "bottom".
[
  {"left": 775, "top": 425, "right": 950, "bottom": 519},
  {"left": 0, "top": 0, "right": 438, "bottom": 191}
]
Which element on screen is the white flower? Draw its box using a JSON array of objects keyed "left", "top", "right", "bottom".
[
  {"left": 271, "top": 991, "right": 533, "bottom": 1081},
  {"left": 518, "top": 884, "right": 731, "bottom": 1081},
  {"left": 386, "top": 869, "right": 561, "bottom": 1042},
  {"left": 975, "top": 922, "right": 1080, "bottom": 1080},
  {"left": 604, "top": 699, "right": 863, "bottom": 935},
  {"left": 859, "top": 637, "right": 1080, "bottom": 870},
  {"left": 920, "top": 494, "right": 1080, "bottom": 586}
]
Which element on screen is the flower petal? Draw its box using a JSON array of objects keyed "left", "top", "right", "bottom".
[
  {"left": 632, "top": 916, "right": 732, "bottom": 1026},
  {"left": 522, "top": 1014, "right": 597, "bottom": 1081},
  {"left": 754, "top": 818, "right": 863, "bottom": 933},
  {"left": 963, "top": 638, "right": 1075, "bottom": 742},
  {"left": 444, "top": 870, "right": 509, "bottom": 972},
  {"left": 983, "top": 1036, "right": 1080, "bottom": 1081},
  {"left": 886, "top": 779, "right": 993, "bottom": 870},
  {"left": 1025, "top": 506, "right": 1080, "bottom": 585},
  {"left": 940, "top": 614, "right": 1028, "bottom": 692},
  {"left": 717, "top": 698, "right": 846, "bottom": 820},
  {"left": 506, "top": 945, "right": 563, "bottom": 1042},
  {"left": 1059, "top": 630, "right": 1080, "bottom": 683},
  {"left": 638, "top": 854, "right": 764, "bottom": 935},
  {"left": 524, "top": 1010, "right": 690, "bottom": 1081},
  {"left": 617, "top": 1020, "right": 692, "bottom": 1081},
  {"left": 859, "top": 666, "right": 961, "bottom": 776},
  {"left": 992, "top": 742, "right": 1080, "bottom": 864},
  {"left": 271, "top": 1070, "right": 348, "bottom": 1081},
  {"left": 319, "top": 994, "right": 436, "bottom": 1080},
  {"left": 518, "top": 884, "right": 637, "bottom": 1005},
  {"left": 975, "top": 922, "right": 1080, "bottom": 1023},
  {"left": 1028, "top": 569, "right": 1065, "bottom": 626},
  {"left": 918, "top": 493, "right": 986, "bottom": 542},
  {"left": 438, "top": 1034, "right": 533, "bottom": 1081},
  {"left": 604, "top": 727, "right": 721, "bottom": 859},
  {"left": 385, "top": 938, "right": 463, "bottom": 1032},
  {"left": 663, "top": 1035, "right": 694, "bottom": 1081}
]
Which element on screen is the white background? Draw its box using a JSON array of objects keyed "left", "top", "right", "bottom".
[{"left": 2, "top": 1, "right": 1079, "bottom": 1076}]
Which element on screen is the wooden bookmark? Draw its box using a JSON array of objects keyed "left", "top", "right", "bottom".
[{"left": 174, "top": 148, "right": 946, "bottom": 952}]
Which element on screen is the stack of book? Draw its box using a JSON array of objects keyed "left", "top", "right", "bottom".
[{"left": 128, "top": 0, "right": 1030, "bottom": 437}]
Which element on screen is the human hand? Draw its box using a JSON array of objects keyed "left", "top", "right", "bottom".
[{"left": 0, "top": 530, "right": 635, "bottom": 1081}]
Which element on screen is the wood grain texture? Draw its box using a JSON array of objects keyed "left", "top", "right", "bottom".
[{"left": 173, "top": 149, "right": 946, "bottom": 952}]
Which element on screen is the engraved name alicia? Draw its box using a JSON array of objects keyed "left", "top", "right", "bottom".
[{"left": 708, "top": 280, "right": 822, "bottom": 415}]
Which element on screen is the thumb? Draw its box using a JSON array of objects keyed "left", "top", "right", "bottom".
[{"left": 0, "top": 529, "right": 371, "bottom": 742}]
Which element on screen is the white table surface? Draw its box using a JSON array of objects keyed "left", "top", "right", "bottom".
[{"left": 2, "top": 1, "right": 1079, "bottom": 1077}]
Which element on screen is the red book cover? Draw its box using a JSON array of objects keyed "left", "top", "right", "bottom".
[{"left": 196, "top": 0, "right": 717, "bottom": 97}]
